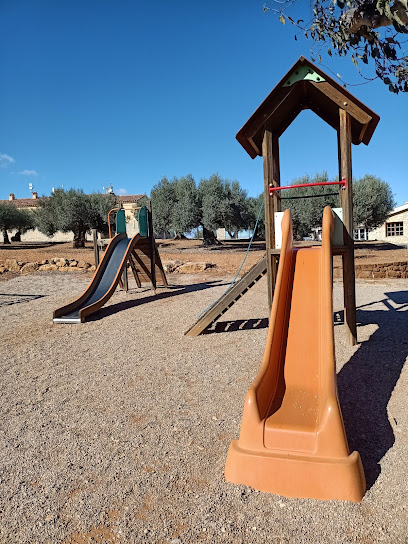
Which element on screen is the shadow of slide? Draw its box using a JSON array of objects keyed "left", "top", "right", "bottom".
[
  {"left": 337, "top": 292, "right": 408, "bottom": 490},
  {"left": 88, "top": 280, "right": 229, "bottom": 321},
  {"left": 0, "top": 293, "right": 46, "bottom": 307}
]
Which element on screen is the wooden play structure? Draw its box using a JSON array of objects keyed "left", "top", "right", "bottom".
[
  {"left": 53, "top": 203, "right": 167, "bottom": 323},
  {"left": 222, "top": 58, "right": 380, "bottom": 501},
  {"left": 118, "top": 204, "right": 167, "bottom": 293},
  {"left": 186, "top": 57, "right": 379, "bottom": 344}
]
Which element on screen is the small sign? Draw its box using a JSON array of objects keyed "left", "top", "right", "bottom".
[
  {"left": 332, "top": 208, "right": 344, "bottom": 246},
  {"left": 274, "top": 212, "right": 285, "bottom": 249}
]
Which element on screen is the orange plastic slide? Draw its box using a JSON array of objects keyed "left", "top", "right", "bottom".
[{"left": 225, "top": 207, "right": 366, "bottom": 502}]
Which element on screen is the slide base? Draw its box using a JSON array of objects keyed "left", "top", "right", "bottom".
[{"left": 225, "top": 440, "right": 366, "bottom": 502}]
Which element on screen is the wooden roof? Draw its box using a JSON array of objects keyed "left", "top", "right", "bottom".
[{"left": 236, "top": 56, "right": 380, "bottom": 159}]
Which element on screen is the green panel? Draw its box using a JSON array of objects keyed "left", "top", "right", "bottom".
[
  {"left": 283, "top": 65, "right": 326, "bottom": 87},
  {"left": 115, "top": 209, "right": 127, "bottom": 234},
  {"left": 138, "top": 206, "right": 148, "bottom": 237}
]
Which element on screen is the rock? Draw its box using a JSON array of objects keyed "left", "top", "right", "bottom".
[
  {"left": 88, "top": 265, "right": 96, "bottom": 272},
  {"left": 38, "top": 264, "right": 58, "bottom": 271},
  {"left": 356, "top": 270, "right": 373, "bottom": 279},
  {"left": 386, "top": 270, "right": 401, "bottom": 278},
  {"left": 62, "top": 266, "right": 82, "bottom": 272},
  {"left": 38, "top": 260, "right": 48, "bottom": 265},
  {"left": 69, "top": 260, "right": 78, "bottom": 267},
  {"left": 178, "top": 262, "right": 216, "bottom": 274},
  {"left": 77, "top": 261, "right": 91, "bottom": 269},
  {"left": 163, "top": 260, "right": 184, "bottom": 273},
  {"left": 5, "top": 259, "right": 21, "bottom": 272},
  {"left": 54, "top": 258, "right": 67, "bottom": 267},
  {"left": 0, "top": 266, "right": 6, "bottom": 274},
  {"left": 20, "top": 262, "right": 39, "bottom": 274}
]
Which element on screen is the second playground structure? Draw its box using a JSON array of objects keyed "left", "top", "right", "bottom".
[{"left": 53, "top": 206, "right": 167, "bottom": 323}]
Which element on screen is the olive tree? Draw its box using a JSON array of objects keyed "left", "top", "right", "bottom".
[
  {"left": 36, "top": 188, "right": 115, "bottom": 248},
  {"left": 0, "top": 204, "right": 35, "bottom": 244},
  {"left": 353, "top": 174, "right": 395, "bottom": 230}
]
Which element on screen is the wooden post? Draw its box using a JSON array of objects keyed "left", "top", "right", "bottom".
[
  {"left": 147, "top": 200, "right": 157, "bottom": 293},
  {"left": 92, "top": 229, "right": 99, "bottom": 268},
  {"left": 338, "top": 109, "right": 357, "bottom": 346},
  {"left": 122, "top": 266, "right": 128, "bottom": 292},
  {"left": 263, "top": 130, "right": 274, "bottom": 312},
  {"left": 262, "top": 130, "right": 281, "bottom": 312}
]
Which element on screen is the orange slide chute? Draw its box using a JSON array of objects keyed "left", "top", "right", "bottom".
[{"left": 225, "top": 207, "right": 365, "bottom": 502}]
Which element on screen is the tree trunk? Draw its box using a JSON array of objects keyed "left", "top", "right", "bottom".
[
  {"left": 11, "top": 230, "right": 21, "bottom": 242},
  {"left": 2, "top": 229, "right": 10, "bottom": 244},
  {"left": 201, "top": 226, "right": 222, "bottom": 246},
  {"left": 73, "top": 230, "right": 86, "bottom": 248},
  {"left": 174, "top": 233, "right": 187, "bottom": 240}
]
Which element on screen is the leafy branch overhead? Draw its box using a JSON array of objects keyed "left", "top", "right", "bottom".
[{"left": 265, "top": 0, "right": 408, "bottom": 93}]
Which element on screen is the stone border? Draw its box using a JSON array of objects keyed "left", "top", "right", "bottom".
[
  {"left": 334, "top": 261, "right": 408, "bottom": 279},
  {"left": 0, "top": 258, "right": 96, "bottom": 275},
  {"left": 0, "top": 258, "right": 217, "bottom": 276}
]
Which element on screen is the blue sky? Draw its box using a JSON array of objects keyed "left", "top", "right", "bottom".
[{"left": 0, "top": 1, "right": 406, "bottom": 206}]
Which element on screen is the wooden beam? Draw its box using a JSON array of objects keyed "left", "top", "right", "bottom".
[
  {"left": 309, "top": 81, "right": 372, "bottom": 127},
  {"left": 128, "top": 253, "right": 142, "bottom": 287},
  {"left": 271, "top": 134, "right": 281, "bottom": 298},
  {"left": 92, "top": 229, "right": 99, "bottom": 268},
  {"left": 338, "top": 109, "right": 357, "bottom": 346},
  {"left": 262, "top": 130, "right": 281, "bottom": 312},
  {"left": 262, "top": 130, "right": 274, "bottom": 312},
  {"left": 147, "top": 201, "right": 157, "bottom": 293},
  {"left": 154, "top": 246, "right": 168, "bottom": 288}
]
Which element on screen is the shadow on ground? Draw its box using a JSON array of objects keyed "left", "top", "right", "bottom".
[
  {"left": 0, "top": 293, "right": 47, "bottom": 307},
  {"left": 355, "top": 241, "right": 405, "bottom": 251},
  {"left": 88, "top": 280, "right": 229, "bottom": 322},
  {"left": 204, "top": 318, "right": 269, "bottom": 334},
  {"left": 337, "top": 291, "right": 408, "bottom": 490}
]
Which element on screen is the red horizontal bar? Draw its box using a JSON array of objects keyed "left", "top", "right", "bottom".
[{"left": 269, "top": 178, "right": 347, "bottom": 194}]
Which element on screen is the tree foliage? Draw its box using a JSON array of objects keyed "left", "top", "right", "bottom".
[
  {"left": 248, "top": 195, "right": 266, "bottom": 238},
  {"left": 0, "top": 204, "right": 35, "bottom": 244},
  {"left": 36, "top": 189, "right": 115, "bottom": 248},
  {"left": 198, "top": 174, "right": 253, "bottom": 244},
  {"left": 265, "top": 0, "right": 408, "bottom": 93},
  {"left": 150, "top": 177, "right": 177, "bottom": 237},
  {"left": 281, "top": 172, "right": 339, "bottom": 239},
  {"left": 223, "top": 180, "right": 252, "bottom": 238},
  {"left": 172, "top": 175, "right": 201, "bottom": 237},
  {"left": 353, "top": 174, "right": 395, "bottom": 229},
  {"left": 149, "top": 170, "right": 394, "bottom": 244},
  {"left": 150, "top": 173, "right": 254, "bottom": 244}
]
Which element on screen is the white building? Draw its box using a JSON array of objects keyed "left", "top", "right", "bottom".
[{"left": 367, "top": 202, "right": 408, "bottom": 245}]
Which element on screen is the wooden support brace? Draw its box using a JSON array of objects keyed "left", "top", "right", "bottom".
[{"left": 128, "top": 253, "right": 142, "bottom": 287}]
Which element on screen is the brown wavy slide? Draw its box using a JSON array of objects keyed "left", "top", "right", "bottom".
[{"left": 225, "top": 207, "right": 366, "bottom": 502}]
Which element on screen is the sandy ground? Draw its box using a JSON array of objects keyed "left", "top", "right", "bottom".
[{"left": 0, "top": 271, "right": 407, "bottom": 543}]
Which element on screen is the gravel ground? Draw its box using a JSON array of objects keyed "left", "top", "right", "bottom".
[{"left": 0, "top": 272, "right": 407, "bottom": 544}]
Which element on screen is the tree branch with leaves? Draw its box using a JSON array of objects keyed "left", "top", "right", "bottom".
[{"left": 265, "top": 0, "right": 408, "bottom": 92}]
